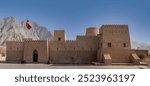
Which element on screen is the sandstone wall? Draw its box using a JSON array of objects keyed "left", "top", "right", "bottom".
[
  {"left": 23, "top": 40, "right": 48, "bottom": 63},
  {"left": 6, "top": 41, "right": 23, "bottom": 62},
  {"left": 101, "top": 25, "right": 131, "bottom": 49},
  {"left": 97, "top": 25, "right": 132, "bottom": 63},
  {"left": 54, "top": 30, "right": 67, "bottom": 41},
  {"left": 76, "top": 36, "right": 99, "bottom": 50},
  {"left": 50, "top": 51, "right": 97, "bottom": 64},
  {"left": 101, "top": 49, "right": 133, "bottom": 63},
  {"left": 49, "top": 36, "right": 99, "bottom": 63}
]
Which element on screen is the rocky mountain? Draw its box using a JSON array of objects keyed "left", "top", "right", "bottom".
[{"left": 0, "top": 17, "right": 53, "bottom": 45}]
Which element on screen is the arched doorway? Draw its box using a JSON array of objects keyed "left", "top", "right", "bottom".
[
  {"left": 33, "top": 49, "right": 38, "bottom": 62},
  {"left": 71, "top": 57, "right": 74, "bottom": 64}
]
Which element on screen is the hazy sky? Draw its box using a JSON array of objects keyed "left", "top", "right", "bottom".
[{"left": 0, "top": 0, "right": 149, "bottom": 44}]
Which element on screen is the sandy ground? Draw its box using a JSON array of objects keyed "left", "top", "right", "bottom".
[
  {"left": 0, "top": 56, "right": 150, "bottom": 69},
  {"left": 0, "top": 63, "right": 149, "bottom": 69}
]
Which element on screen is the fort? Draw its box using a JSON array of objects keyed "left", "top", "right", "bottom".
[{"left": 6, "top": 24, "right": 141, "bottom": 65}]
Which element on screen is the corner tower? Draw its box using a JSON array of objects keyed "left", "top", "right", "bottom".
[
  {"left": 100, "top": 25, "right": 131, "bottom": 49},
  {"left": 97, "top": 25, "right": 132, "bottom": 63}
]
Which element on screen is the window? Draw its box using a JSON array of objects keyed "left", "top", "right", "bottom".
[
  {"left": 58, "top": 37, "right": 61, "bottom": 41},
  {"left": 123, "top": 43, "right": 126, "bottom": 47},
  {"left": 108, "top": 42, "right": 111, "bottom": 47}
]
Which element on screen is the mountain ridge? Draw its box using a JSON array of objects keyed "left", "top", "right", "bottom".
[{"left": 0, "top": 17, "right": 53, "bottom": 45}]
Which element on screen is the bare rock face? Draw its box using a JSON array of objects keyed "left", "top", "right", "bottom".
[{"left": 0, "top": 17, "right": 53, "bottom": 45}]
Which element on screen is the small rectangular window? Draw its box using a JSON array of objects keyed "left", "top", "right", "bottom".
[
  {"left": 108, "top": 42, "right": 111, "bottom": 47},
  {"left": 58, "top": 37, "right": 61, "bottom": 41},
  {"left": 123, "top": 43, "right": 126, "bottom": 47}
]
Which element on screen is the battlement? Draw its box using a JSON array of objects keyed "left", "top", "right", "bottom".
[
  {"left": 65, "top": 40, "right": 76, "bottom": 42},
  {"left": 6, "top": 41, "right": 23, "bottom": 43},
  {"left": 7, "top": 40, "right": 48, "bottom": 44},
  {"left": 24, "top": 40, "right": 47, "bottom": 42},
  {"left": 100, "top": 24, "right": 129, "bottom": 35},
  {"left": 77, "top": 35, "right": 98, "bottom": 38},
  {"left": 49, "top": 40, "right": 75, "bottom": 42},
  {"left": 50, "top": 40, "right": 76, "bottom": 43},
  {"left": 76, "top": 35, "right": 99, "bottom": 40},
  {"left": 101, "top": 24, "right": 128, "bottom": 28},
  {"left": 6, "top": 41, "right": 24, "bottom": 51}
]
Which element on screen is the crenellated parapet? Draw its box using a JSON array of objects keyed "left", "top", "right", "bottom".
[
  {"left": 24, "top": 40, "right": 47, "bottom": 43},
  {"left": 65, "top": 40, "right": 76, "bottom": 42},
  {"left": 6, "top": 41, "right": 24, "bottom": 51},
  {"left": 101, "top": 24, "right": 128, "bottom": 28},
  {"left": 6, "top": 40, "right": 23, "bottom": 43}
]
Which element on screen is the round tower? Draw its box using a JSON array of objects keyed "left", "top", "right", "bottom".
[{"left": 86, "top": 27, "right": 99, "bottom": 36}]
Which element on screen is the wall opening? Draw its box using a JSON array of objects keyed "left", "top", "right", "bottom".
[
  {"left": 33, "top": 49, "right": 38, "bottom": 62},
  {"left": 108, "top": 42, "right": 112, "bottom": 47},
  {"left": 58, "top": 37, "right": 61, "bottom": 41},
  {"left": 71, "top": 57, "right": 74, "bottom": 64},
  {"left": 123, "top": 43, "right": 126, "bottom": 47}
]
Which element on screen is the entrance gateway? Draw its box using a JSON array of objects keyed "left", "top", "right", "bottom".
[{"left": 33, "top": 49, "right": 38, "bottom": 62}]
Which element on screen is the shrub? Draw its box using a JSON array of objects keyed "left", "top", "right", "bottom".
[{"left": 137, "top": 52, "right": 146, "bottom": 59}]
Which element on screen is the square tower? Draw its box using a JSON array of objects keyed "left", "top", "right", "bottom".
[
  {"left": 54, "top": 30, "right": 67, "bottom": 41},
  {"left": 98, "top": 25, "right": 132, "bottom": 63},
  {"left": 100, "top": 25, "right": 131, "bottom": 49}
]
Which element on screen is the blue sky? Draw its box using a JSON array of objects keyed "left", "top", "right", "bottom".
[{"left": 0, "top": 0, "right": 150, "bottom": 44}]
